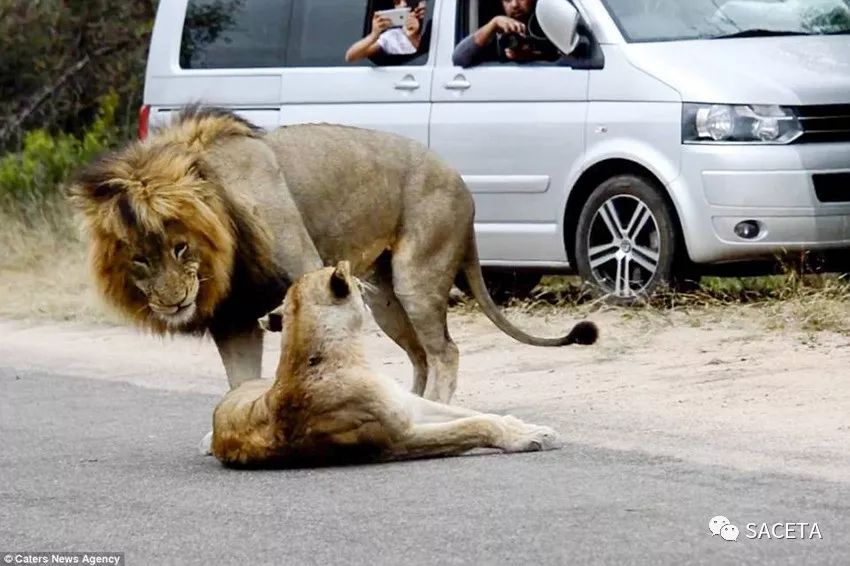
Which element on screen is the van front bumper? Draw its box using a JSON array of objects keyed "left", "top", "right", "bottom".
[{"left": 671, "top": 143, "right": 850, "bottom": 264}]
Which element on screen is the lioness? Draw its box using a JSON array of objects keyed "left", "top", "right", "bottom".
[
  {"left": 70, "top": 106, "right": 597, "bottom": 403},
  {"left": 212, "top": 261, "right": 559, "bottom": 467}
]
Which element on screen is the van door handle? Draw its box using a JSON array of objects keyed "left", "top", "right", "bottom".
[
  {"left": 444, "top": 75, "right": 471, "bottom": 91},
  {"left": 394, "top": 75, "right": 420, "bottom": 91}
]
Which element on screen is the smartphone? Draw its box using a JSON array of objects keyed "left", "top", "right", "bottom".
[{"left": 376, "top": 7, "right": 410, "bottom": 28}]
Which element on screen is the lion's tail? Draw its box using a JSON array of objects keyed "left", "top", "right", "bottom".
[{"left": 460, "top": 226, "right": 598, "bottom": 347}]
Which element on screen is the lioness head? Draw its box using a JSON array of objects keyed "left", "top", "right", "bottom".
[
  {"left": 259, "top": 261, "right": 366, "bottom": 341},
  {"left": 69, "top": 143, "right": 237, "bottom": 332}
]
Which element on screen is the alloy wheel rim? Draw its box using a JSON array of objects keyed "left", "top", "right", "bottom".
[{"left": 586, "top": 195, "right": 661, "bottom": 298}]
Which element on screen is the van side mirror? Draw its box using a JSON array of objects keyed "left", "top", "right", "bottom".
[{"left": 536, "top": 0, "right": 581, "bottom": 56}]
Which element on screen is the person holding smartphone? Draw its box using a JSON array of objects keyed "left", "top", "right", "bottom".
[{"left": 345, "top": 0, "right": 428, "bottom": 62}]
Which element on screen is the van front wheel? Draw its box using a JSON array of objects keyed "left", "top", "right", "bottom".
[{"left": 574, "top": 175, "right": 677, "bottom": 303}]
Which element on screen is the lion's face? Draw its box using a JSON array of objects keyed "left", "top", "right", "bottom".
[
  {"left": 126, "top": 223, "right": 207, "bottom": 328},
  {"left": 69, "top": 139, "right": 243, "bottom": 334}
]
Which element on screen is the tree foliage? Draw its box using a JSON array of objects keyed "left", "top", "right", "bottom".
[
  {"left": 0, "top": 92, "right": 118, "bottom": 219},
  {"left": 0, "top": 0, "right": 157, "bottom": 152}
]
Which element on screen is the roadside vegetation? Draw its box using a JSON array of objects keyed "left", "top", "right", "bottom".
[
  {"left": 0, "top": 0, "right": 158, "bottom": 321},
  {"left": 461, "top": 268, "right": 850, "bottom": 337}
]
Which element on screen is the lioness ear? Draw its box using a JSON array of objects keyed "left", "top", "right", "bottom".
[
  {"left": 258, "top": 308, "right": 284, "bottom": 332},
  {"left": 330, "top": 265, "right": 350, "bottom": 299}
]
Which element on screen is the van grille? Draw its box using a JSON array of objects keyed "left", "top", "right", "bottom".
[{"left": 795, "top": 104, "right": 850, "bottom": 144}]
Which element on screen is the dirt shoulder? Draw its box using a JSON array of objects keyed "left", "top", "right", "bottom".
[{"left": 2, "top": 305, "right": 848, "bottom": 483}]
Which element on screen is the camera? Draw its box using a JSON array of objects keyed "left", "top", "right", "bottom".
[
  {"left": 498, "top": 13, "right": 558, "bottom": 53},
  {"left": 500, "top": 33, "right": 525, "bottom": 51},
  {"left": 499, "top": 32, "right": 551, "bottom": 53}
]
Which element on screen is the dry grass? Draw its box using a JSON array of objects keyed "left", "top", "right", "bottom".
[
  {"left": 0, "top": 205, "right": 118, "bottom": 324},
  {"left": 453, "top": 271, "right": 850, "bottom": 337}
]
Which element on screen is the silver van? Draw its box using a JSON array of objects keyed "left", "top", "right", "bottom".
[{"left": 142, "top": 0, "right": 850, "bottom": 300}]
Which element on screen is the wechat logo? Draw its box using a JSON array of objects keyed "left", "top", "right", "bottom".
[{"left": 709, "top": 515, "right": 739, "bottom": 541}]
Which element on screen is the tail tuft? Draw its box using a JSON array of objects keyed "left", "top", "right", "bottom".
[{"left": 563, "top": 321, "right": 598, "bottom": 346}]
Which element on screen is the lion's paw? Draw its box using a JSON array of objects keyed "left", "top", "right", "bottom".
[
  {"left": 198, "top": 431, "right": 213, "bottom": 457},
  {"left": 499, "top": 416, "right": 560, "bottom": 452}
]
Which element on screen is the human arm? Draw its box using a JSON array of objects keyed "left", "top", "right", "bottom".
[
  {"left": 345, "top": 12, "right": 392, "bottom": 62},
  {"left": 451, "top": 16, "right": 526, "bottom": 67}
]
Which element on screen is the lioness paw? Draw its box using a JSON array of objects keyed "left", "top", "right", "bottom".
[
  {"left": 499, "top": 417, "right": 560, "bottom": 452},
  {"left": 198, "top": 430, "right": 213, "bottom": 456}
]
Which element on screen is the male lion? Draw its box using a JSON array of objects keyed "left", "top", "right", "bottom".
[
  {"left": 212, "top": 261, "right": 559, "bottom": 467},
  {"left": 70, "top": 106, "right": 597, "bottom": 404}
]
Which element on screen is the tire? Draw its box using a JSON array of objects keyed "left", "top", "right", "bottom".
[
  {"left": 456, "top": 269, "right": 542, "bottom": 304},
  {"left": 574, "top": 174, "right": 677, "bottom": 304}
]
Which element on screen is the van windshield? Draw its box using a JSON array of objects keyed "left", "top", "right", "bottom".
[{"left": 602, "top": 0, "right": 850, "bottom": 42}]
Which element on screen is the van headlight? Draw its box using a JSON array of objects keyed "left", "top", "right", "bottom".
[{"left": 682, "top": 104, "right": 802, "bottom": 144}]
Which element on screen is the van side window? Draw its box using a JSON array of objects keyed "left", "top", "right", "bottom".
[
  {"left": 453, "top": 0, "right": 561, "bottom": 67},
  {"left": 180, "top": 0, "right": 292, "bottom": 69},
  {"left": 286, "top": 0, "right": 372, "bottom": 67}
]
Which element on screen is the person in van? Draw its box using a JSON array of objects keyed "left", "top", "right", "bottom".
[
  {"left": 452, "top": 0, "right": 560, "bottom": 67},
  {"left": 345, "top": 0, "right": 428, "bottom": 63}
]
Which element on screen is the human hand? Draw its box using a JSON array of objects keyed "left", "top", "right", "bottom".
[
  {"left": 413, "top": 1, "right": 427, "bottom": 20},
  {"left": 371, "top": 12, "right": 392, "bottom": 36},
  {"left": 490, "top": 15, "right": 526, "bottom": 36},
  {"left": 404, "top": 12, "right": 421, "bottom": 34}
]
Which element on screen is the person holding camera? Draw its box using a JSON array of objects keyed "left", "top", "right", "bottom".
[
  {"left": 452, "top": 0, "right": 559, "bottom": 67},
  {"left": 345, "top": 0, "right": 428, "bottom": 62}
]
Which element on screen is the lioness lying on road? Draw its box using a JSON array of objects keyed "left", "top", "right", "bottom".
[{"left": 211, "top": 262, "right": 559, "bottom": 467}]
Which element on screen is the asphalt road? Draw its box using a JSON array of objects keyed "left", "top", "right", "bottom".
[{"left": 1, "top": 369, "right": 848, "bottom": 565}]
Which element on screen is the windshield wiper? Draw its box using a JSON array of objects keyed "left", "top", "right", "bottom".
[{"left": 711, "top": 29, "right": 809, "bottom": 39}]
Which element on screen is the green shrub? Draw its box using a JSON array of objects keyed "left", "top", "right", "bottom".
[{"left": 0, "top": 92, "right": 119, "bottom": 220}]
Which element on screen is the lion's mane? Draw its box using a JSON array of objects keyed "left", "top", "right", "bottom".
[{"left": 68, "top": 107, "right": 278, "bottom": 334}]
